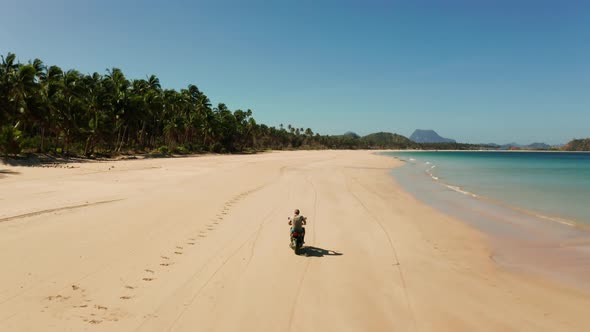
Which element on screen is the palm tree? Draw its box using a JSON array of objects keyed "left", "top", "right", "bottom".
[
  {"left": 1, "top": 52, "right": 358, "bottom": 155},
  {"left": 0, "top": 53, "right": 19, "bottom": 123},
  {"left": 105, "top": 68, "right": 130, "bottom": 152}
]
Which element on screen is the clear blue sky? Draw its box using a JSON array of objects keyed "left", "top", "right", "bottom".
[{"left": 2, "top": 0, "right": 589, "bottom": 144}]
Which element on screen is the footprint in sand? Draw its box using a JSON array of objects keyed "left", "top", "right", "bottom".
[
  {"left": 145, "top": 269, "right": 155, "bottom": 274},
  {"left": 125, "top": 285, "right": 135, "bottom": 290},
  {"left": 176, "top": 246, "right": 183, "bottom": 249},
  {"left": 88, "top": 319, "right": 102, "bottom": 324},
  {"left": 187, "top": 242, "right": 196, "bottom": 245},
  {"left": 142, "top": 278, "right": 154, "bottom": 282},
  {"left": 161, "top": 256, "right": 169, "bottom": 260},
  {"left": 120, "top": 296, "right": 132, "bottom": 300},
  {"left": 174, "top": 251, "right": 183, "bottom": 255},
  {"left": 47, "top": 295, "right": 70, "bottom": 301},
  {"left": 198, "top": 234, "right": 206, "bottom": 238},
  {"left": 160, "top": 263, "right": 171, "bottom": 266}
]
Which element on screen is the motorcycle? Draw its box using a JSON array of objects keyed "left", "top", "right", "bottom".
[
  {"left": 290, "top": 229, "right": 304, "bottom": 254},
  {"left": 288, "top": 217, "right": 304, "bottom": 254}
]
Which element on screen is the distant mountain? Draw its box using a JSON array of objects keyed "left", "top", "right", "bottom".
[
  {"left": 342, "top": 131, "right": 360, "bottom": 139},
  {"left": 563, "top": 138, "right": 590, "bottom": 151},
  {"left": 526, "top": 143, "right": 551, "bottom": 150},
  {"left": 409, "top": 129, "right": 456, "bottom": 143},
  {"left": 361, "top": 132, "right": 416, "bottom": 149},
  {"left": 500, "top": 142, "right": 521, "bottom": 149},
  {"left": 496, "top": 142, "right": 551, "bottom": 150}
]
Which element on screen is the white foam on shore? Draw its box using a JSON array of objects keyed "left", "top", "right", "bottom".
[
  {"left": 532, "top": 213, "right": 577, "bottom": 227},
  {"left": 424, "top": 163, "right": 439, "bottom": 181},
  {"left": 425, "top": 170, "right": 577, "bottom": 227},
  {"left": 443, "top": 184, "right": 478, "bottom": 198},
  {"left": 397, "top": 154, "right": 585, "bottom": 232},
  {"left": 421, "top": 163, "right": 478, "bottom": 197}
]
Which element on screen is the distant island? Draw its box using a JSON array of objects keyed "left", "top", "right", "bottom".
[
  {"left": 410, "top": 129, "right": 456, "bottom": 143},
  {"left": 484, "top": 142, "right": 553, "bottom": 150},
  {"left": 564, "top": 139, "right": 590, "bottom": 151}
]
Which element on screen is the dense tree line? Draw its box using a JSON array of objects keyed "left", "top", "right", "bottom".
[
  {"left": 4, "top": 52, "right": 559, "bottom": 157},
  {"left": 1, "top": 53, "right": 334, "bottom": 157},
  {"left": 1, "top": 53, "right": 442, "bottom": 158}
]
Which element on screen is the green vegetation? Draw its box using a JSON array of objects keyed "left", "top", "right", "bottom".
[
  {"left": 563, "top": 138, "right": 590, "bottom": 151},
  {"left": 2, "top": 52, "right": 558, "bottom": 157},
  {"left": 0, "top": 52, "right": 328, "bottom": 156},
  {"left": 418, "top": 142, "right": 493, "bottom": 150},
  {"left": 360, "top": 132, "right": 417, "bottom": 149}
]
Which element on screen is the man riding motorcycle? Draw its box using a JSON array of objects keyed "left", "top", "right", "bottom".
[{"left": 289, "top": 209, "right": 307, "bottom": 244}]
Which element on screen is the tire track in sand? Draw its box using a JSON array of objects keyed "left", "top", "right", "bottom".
[
  {"left": 346, "top": 174, "right": 419, "bottom": 332},
  {"left": 0, "top": 199, "right": 124, "bottom": 223},
  {"left": 132, "top": 183, "right": 283, "bottom": 331},
  {"left": 161, "top": 178, "right": 292, "bottom": 331},
  {"left": 287, "top": 175, "right": 319, "bottom": 332}
]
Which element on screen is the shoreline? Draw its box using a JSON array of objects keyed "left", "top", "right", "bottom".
[
  {"left": 3, "top": 148, "right": 588, "bottom": 165},
  {"left": 385, "top": 150, "right": 590, "bottom": 227},
  {"left": 1, "top": 150, "right": 589, "bottom": 331},
  {"left": 385, "top": 152, "right": 590, "bottom": 294}
]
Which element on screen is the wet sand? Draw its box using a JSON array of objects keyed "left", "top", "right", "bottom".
[
  {"left": 391, "top": 156, "right": 590, "bottom": 293},
  {"left": 1, "top": 150, "right": 589, "bottom": 331}
]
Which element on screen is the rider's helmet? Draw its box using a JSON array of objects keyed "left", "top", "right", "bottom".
[{"left": 294, "top": 209, "right": 300, "bottom": 215}]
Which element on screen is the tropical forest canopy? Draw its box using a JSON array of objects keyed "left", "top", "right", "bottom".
[
  {"left": 1, "top": 53, "right": 588, "bottom": 156},
  {"left": 0, "top": 53, "right": 330, "bottom": 156}
]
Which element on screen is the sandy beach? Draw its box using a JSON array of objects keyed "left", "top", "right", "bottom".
[{"left": 1, "top": 150, "right": 589, "bottom": 331}]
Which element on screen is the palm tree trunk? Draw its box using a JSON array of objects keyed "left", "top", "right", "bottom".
[
  {"left": 139, "top": 121, "right": 147, "bottom": 148},
  {"left": 40, "top": 127, "right": 45, "bottom": 152},
  {"left": 117, "top": 126, "right": 127, "bottom": 153},
  {"left": 64, "top": 131, "right": 69, "bottom": 155},
  {"left": 84, "top": 135, "right": 93, "bottom": 156}
]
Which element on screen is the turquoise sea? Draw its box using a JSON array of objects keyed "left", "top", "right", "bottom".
[
  {"left": 384, "top": 151, "right": 590, "bottom": 291},
  {"left": 385, "top": 151, "right": 590, "bottom": 225}
]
